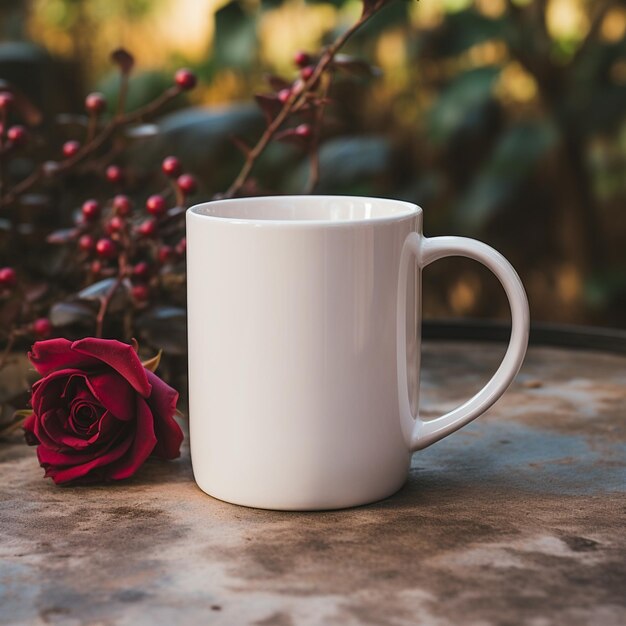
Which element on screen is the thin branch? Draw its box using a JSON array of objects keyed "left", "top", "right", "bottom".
[
  {"left": 117, "top": 73, "right": 129, "bottom": 117},
  {"left": 95, "top": 277, "right": 122, "bottom": 338},
  {"left": 224, "top": 6, "right": 381, "bottom": 199},
  {"left": 0, "top": 86, "right": 182, "bottom": 209}
]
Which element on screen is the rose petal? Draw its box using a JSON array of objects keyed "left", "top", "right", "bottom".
[
  {"left": 37, "top": 410, "right": 122, "bottom": 453},
  {"left": 36, "top": 414, "right": 127, "bottom": 465},
  {"left": 33, "top": 409, "right": 67, "bottom": 451},
  {"left": 29, "top": 339, "right": 101, "bottom": 376},
  {"left": 71, "top": 338, "right": 151, "bottom": 397},
  {"left": 62, "top": 410, "right": 114, "bottom": 449},
  {"left": 146, "top": 370, "right": 182, "bottom": 459},
  {"left": 86, "top": 371, "right": 136, "bottom": 421},
  {"left": 31, "top": 369, "right": 81, "bottom": 416},
  {"left": 39, "top": 431, "right": 133, "bottom": 484},
  {"left": 106, "top": 396, "right": 157, "bottom": 480},
  {"left": 42, "top": 408, "right": 82, "bottom": 449},
  {"left": 68, "top": 400, "right": 101, "bottom": 435}
]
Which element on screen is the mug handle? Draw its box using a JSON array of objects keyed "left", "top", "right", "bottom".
[{"left": 397, "top": 233, "right": 530, "bottom": 452}]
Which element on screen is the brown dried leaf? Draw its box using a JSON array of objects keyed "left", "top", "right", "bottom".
[
  {"left": 111, "top": 48, "right": 135, "bottom": 74},
  {"left": 254, "top": 94, "right": 282, "bottom": 125},
  {"left": 274, "top": 127, "right": 312, "bottom": 148},
  {"left": 333, "top": 54, "right": 382, "bottom": 79},
  {"left": 265, "top": 75, "right": 291, "bottom": 91},
  {"left": 142, "top": 349, "right": 163, "bottom": 373}
]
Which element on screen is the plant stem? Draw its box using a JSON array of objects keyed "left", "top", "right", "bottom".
[
  {"left": 0, "top": 86, "right": 182, "bottom": 210},
  {"left": 224, "top": 9, "right": 378, "bottom": 198},
  {"left": 95, "top": 277, "right": 122, "bottom": 338},
  {"left": 117, "top": 73, "right": 129, "bottom": 117}
]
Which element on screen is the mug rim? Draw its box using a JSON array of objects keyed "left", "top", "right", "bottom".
[{"left": 187, "top": 195, "right": 421, "bottom": 227}]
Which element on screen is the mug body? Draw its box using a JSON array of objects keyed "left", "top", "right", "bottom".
[{"left": 186, "top": 196, "right": 421, "bottom": 510}]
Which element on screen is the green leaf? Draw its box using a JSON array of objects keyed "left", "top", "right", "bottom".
[
  {"left": 136, "top": 306, "right": 187, "bottom": 356},
  {"left": 429, "top": 66, "right": 501, "bottom": 144},
  {"left": 455, "top": 121, "right": 558, "bottom": 232},
  {"left": 49, "top": 301, "right": 95, "bottom": 328},
  {"left": 426, "top": 8, "right": 506, "bottom": 58},
  {"left": 77, "top": 279, "right": 128, "bottom": 313},
  {"left": 0, "top": 410, "right": 33, "bottom": 438},
  {"left": 285, "top": 136, "right": 392, "bottom": 193},
  {"left": 213, "top": 2, "right": 258, "bottom": 70}
]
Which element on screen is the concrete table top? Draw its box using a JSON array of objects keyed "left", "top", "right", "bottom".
[{"left": 1, "top": 342, "right": 625, "bottom": 626}]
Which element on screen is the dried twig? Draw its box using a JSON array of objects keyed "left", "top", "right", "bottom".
[
  {"left": 224, "top": 6, "right": 382, "bottom": 198},
  {"left": 1, "top": 86, "right": 183, "bottom": 209}
]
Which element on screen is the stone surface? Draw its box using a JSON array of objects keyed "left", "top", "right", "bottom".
[{"left": 0, "top": 343, "right": 625, "bottom": 626}]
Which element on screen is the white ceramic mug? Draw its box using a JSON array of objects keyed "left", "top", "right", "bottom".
[{"left": 186, "top": 196, "right": 529, "bottom": 510}]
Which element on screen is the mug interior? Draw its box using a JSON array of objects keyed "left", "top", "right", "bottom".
[{"left": 189, "top": 195, "right": 420, "bottom": 224}]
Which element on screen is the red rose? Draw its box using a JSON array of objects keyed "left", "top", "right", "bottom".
[{"left": 23, "top": 338, "right": 183, "bottom": 484}]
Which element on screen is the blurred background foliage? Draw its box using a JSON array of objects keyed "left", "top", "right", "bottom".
[{"left": 1, "top": 0, "right": 625, "bottom": 327}]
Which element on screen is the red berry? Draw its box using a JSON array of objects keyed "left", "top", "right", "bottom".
[
  {"left": 162, "top": 156, "right": 181, "bottom": 177},
  {"left": 106, "top": 216, "right": 125, "bottom": 234},
  {"left": 0, "top": 92, "right": 14, "bottom": 111},
  {"left": 0, "top": 267, "right": 16, "bottom": 288},
  {"left": 177, "top": 173, "right": 197, "bottom": 195},
  {"left": 32, "top": 317, "right": 52, "bottom": 338},
  {"left": 295, "top": 123, "right": 312, "bottom": 138},
  {"left": 278, "top": 88, "right": 291, "bottom": 104},
  {"left": 95, "top": 238, "right": 116, "bottom": 259},
  {"left": 81, "top": 199, "right": 100, "bottom": 221},
  {"left": 91, "top": 260, "right": 103, "bottom": 275},
  {"left": 137, "top": 218, "right": 157, "bottom": 237},
  {"left": 85, "top": 92, "right": 107, "bottom": 114},
  {"left": 62, "top": 140, "right": 81, "bottom": 158},
  {"left": 105, "top": 164, "right": 124, "bottom": 184},
  {"left": 78, "top": 234, "right": 95, "bottom": 252},
  {"left": 300, "top": 66, "right": 315, "bottom": 81},
  {"left": 294, "top": 51, "right": 311, "bottom": 68},
  {"left": 132, "top": 261, "right": 151, "bottom": 281},
  {"left": 131, "top": 284, "right": 150, "bottom": 302},
  {"left": 157, "top": 245, "right": 175, "bottom": 264},
  {"left": 175, "top": 237, "right": 186, "bottom": 256},
  {"left": 113, "top": 194, "right": 132, "bottom": 216},
  {"left": 146, "top": 194, "right": 166, "bottom": 216},
  {"left": 174, "top": 68, "right": 197, "bottom": 91},
  {"left": 7, "top": 125, "right": 27, "bottom": 146}
]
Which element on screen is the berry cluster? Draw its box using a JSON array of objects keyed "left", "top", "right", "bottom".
[
  {"left": 0, "top": 0, "right": 383, "bottom": 364},
  {"left": 0, "top": 56, "right": 198, "bottom": 349},
  {"left": 63, "top": 154, "right": 194, "bottom": 313},
  {"left": 227, "top": 39, "right": 379, "bottom": 198}
]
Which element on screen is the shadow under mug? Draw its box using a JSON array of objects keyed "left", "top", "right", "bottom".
[{"left": 186, "top": 196, "right": 530, "bottom": 510}]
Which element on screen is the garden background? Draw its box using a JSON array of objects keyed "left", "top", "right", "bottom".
[{"left": 1, "top": 0, "right": 625, "bottom": 332}]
